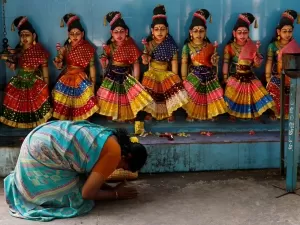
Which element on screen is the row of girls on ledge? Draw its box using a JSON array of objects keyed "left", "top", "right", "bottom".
[{"left": 0, "top": 5, "right": 299, "bottom": 128}]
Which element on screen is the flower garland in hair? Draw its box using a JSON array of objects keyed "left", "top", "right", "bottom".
[{"left": 130, "top": 136, "right": 139, "bottom": 143}]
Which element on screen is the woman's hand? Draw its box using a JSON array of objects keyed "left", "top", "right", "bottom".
[
  {"left": 141, "top": 54, "right": 150, "bottom": 65},
  {"left": 100, "top": 57, "right": 109, "bottom": 69},
  {"left": 53, "top": 57, "right": 63, "bottom": 69},
  {"left": 114, "top": 181, "right": 138, "bottom": 200},
  {"left": 211, "top": 53, "right": 219, "bottom": 66},
  {"left": 5, "top": 62, "right": 16, "bottom": 70},
  {"left": 253, "top": 53, "right": 263, "bottom": 67}
]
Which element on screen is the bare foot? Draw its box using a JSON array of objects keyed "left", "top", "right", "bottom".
[
  {"left": 186, "top": 116, "right": 194, "bottom": 122},
  {"left": 144, "top": 114, "right": 152, "bottom": 122},
  {"left": 168, "top": 116, "right": 175, "bottom": 123},
  {"left": 107, "top": 116, "right": 114, "bottom": 123},
  {"left": 253, "top": 117, "right": 261, "bottom": 122},
  {"left": 269, "top": 114, "right": 278, "bottom": 121},
  {"left": 229, "top": 116, "right": 236, "bottom": 122},
  {"left": 211, "top": 117, "right": 218, "bottom": 122},
  {"left": 128, "top": 119, "right": 135, "bottom": 124},
  {"left": 116, "top": 119, "right": 126, "bottom": 123}
]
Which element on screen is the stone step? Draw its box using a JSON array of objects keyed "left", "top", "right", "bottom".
[{"left": 0, "top": 131, "right": 294, "bottom": 177}]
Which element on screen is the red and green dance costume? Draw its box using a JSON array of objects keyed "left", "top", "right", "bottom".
[{"left": 0, "top": 43, "right": 52, "bottom": 128}]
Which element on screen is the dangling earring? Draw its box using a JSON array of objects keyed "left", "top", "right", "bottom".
[
  {"left": 111, "top": 37, "right": 115, "bottom": 42},
  {"left": 190, "top": 36, "right": 193, "bottom": 40},
  {"left": 125, "top": 35, "right": 128, "bottom": 41},
  {"left": 68, "top": 38, "right": 71, "bottom": 43},
  {"left": 20, "top": 42, "right": 23, "bottom": 46},
  {"left": 152, "top": 34, "right": 154, "bottom": 39},
  {"left": 33, "top": 40, "right": 36, "bottom": 45},
  {"left": 277, "top": 36, "right": 280, "bottom": 41},
  {"left": 234, "top": 37, "right": 236, "bottom": 42}
]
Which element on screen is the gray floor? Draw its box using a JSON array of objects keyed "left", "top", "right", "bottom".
[{"left": 1, "top": 170, "right": 300, "bottom": 225}]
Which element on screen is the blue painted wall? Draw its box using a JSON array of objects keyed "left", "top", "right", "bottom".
[{"left": 1, "top": 0, "right": 300, "bottom": 84}]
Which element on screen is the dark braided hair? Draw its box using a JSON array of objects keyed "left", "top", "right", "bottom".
[
  {"left": 113, "top": 128, "right": 148, "bottom": 172},
  {"left": 113, "top": 128, "right": 132, "bottom": 156}
]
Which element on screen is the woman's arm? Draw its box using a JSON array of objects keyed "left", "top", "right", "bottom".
[
  {"left": 81, "top": 136, "right": 137, "bottom": 200},
  {"left": 53, "top": 46, "right": 66, "bottom": 70},
  {"left": 222, "top": 45, "right": 231, "bottom": 83},
  {"left": 82, "top": 172, "right": 118, "bottom": 200},
  {"left": 265, "top": 46, "right": 274, "bottom": 83},
  {"left": 181, "top": 45, "right": 189, "bottom": 81},
  {"left": 89, "top": 57, "right": 96, "bottom": 90},
  {"left": 132, "top": 61, "right": 140, "bottom": 80},
  {"left": 171, "top": 52, "right": 178, "bottom": 75},
  {"left": 41, "top": 58, "right": 49, "bottom": 84}
]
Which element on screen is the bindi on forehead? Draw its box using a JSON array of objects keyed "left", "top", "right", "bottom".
[
  {"left": 113, "top": 28, "right": 125, "bottom": 32},
  {"left": 154, "top": 25, "right": 166, "bottom": 29},
  {"left": 236, "top": 28, "right": 248, "bottom": 32},
  {"left": 193, "top": 27, "right": 205, "bottom": 31},
  {"left": 20, "top": 31, "right": 31, "bottom": 35}
]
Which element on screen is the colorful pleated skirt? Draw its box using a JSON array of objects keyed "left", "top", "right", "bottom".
[
  {"left": 183, "top": 66, "right": 227, "bottom": 120},
  {"left": 52, "top": 68, "right": 99, "bottom": 120},
  {"left": 224, "top": 72, "right": 275, "bottom": 119},
  {"left": 142, "top": 61, "right": 188, "bottom": 120},
  {"left": 0, "top": 69, "right": 52, "bottom": 128},
  {"left": 97, "top": 65, "right": 153, "bottom": 121},
  {"left": 266, "top": 75, "right": 290, "bottom": 119}
]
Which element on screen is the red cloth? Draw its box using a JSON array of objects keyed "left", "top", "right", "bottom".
[
  {"left": 66, "top": 40, "right": 95, "bottom": 67},
  {"left": 18, "top": 43, "right": 49, "bottom": 69},
  {"left": 104, "top": 37, "right": 141, "bottom": 64}
]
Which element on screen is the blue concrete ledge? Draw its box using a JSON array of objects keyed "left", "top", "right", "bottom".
[
  {"left": 139, "top": 131, "right": 292, "bottom": 173},
  {"left": 0, "top": 114, "right": 297, "bottom": 176},
  {"left": 0, "top": 130, "right": 295, "bottom": 176}
]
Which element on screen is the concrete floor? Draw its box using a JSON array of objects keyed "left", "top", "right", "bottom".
[{"left": 1, "top": 170, "right": 300, "bottom": 225}]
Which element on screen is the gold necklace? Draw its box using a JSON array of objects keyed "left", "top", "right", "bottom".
[
  {"left": 190, "top": 41, "right": 206, "bottom": 53},
  {"left": 232, "top": 42, "right": 243, "bottom": 54}
]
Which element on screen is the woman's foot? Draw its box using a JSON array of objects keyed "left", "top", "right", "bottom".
[
  {"left": 228, "top": 115, "right": 236, "bottom": 122},
  {"left": 144, "top": 114, "right": 153, "bottom": 122},
  {"left": 253, "top": 117, "right": 261, "bottom": 122},
  {"left": 127, "top": 119, "right": 135, "bottom": 124},
  {"left": 107, "top": 116, "right": 114, "bottom": 123},
  {"left": 186, "top": 116, "right": 194, "bottom": 122},
  {"left": 116, "top": 119, "right": 126, "bottom": 123},
  {"left": 269, "top": 114, "right": 278, "bottom": 121},
  {"left": 211, "top": 116, "right": 218, "bottom": 122},
  {"left": 168, "top": 116, "right": 175, "bottom": 123}
]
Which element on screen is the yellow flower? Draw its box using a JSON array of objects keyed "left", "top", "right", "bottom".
[{"left": 130, "top": 136, "right": 139, "bottom": 143}]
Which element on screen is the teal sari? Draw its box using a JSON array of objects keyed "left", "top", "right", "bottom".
[{"left": 4, "top": 120, "right": 114, "bottom": 221}]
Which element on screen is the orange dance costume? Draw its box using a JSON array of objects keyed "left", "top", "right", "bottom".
[
  {"left": 97, "top": 11, "right": 153, "bottom": 121},
  {"left": 52, "top": 14, "right": 98, "bottom": 120},
  {"left": 224, "top": 13, "right": 274, "bottom": 119},
  {"left": 0, "top": 16, "right": 52, "bottom": 128}
]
